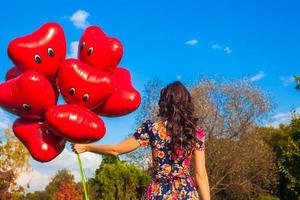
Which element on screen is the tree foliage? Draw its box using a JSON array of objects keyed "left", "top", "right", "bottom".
[
  {"left": 45, "top": 169, "right": 76, "bottom": 196},
  {"left": 262, "top": 115, "right": 300, "bottom": 200},
  {"left": 53, "top": 181, "right": 83, "bottom": 200},
  {"left": 126, "top": 78, "right": 162, "bottom": 170},
  {"left": 0, "top": 170, "right": 24, "bottom": 200},
  {"left": 90, "top": 155, "right": 151, "bottom": 200},
  {"left": 25, "top": 169, "right": 83, "bottom": 200},
  {"left": 191, "top": 79, "right": 271, "bottom": 139},
  {"left": 0, "top": 128, "right": 30, "bottom": 199},
  {"left": 24, "top": 191, "right": 48, "bottom": 200},
  {"left": 191, "top": 79, "right": 277, "bottom": 199},
  {"left": 135, "top": 78, "right": 162, "bottom": 125}
]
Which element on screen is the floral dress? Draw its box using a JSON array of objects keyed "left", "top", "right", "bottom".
[{"left": 133, "top": 120, "right": 206, "bottom": 200}]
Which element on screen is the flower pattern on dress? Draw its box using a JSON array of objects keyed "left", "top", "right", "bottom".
[{"left": 134, "top": 120, "right": 205, "bottom": 200}]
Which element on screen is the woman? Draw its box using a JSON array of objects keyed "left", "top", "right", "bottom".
[{"left": 73, "top": 81, "right": 210, "bottom": 200}]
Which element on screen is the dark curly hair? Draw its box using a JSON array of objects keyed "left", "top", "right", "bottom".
[{"left": 158, "top": 81, "right": 198, "bottom": 159}]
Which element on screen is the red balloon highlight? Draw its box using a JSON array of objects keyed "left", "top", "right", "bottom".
[
  {"left": 94, "top": 67, "right": 141, "bottom": 117},
  {"left": 58, "top": 58, "right": 114, "bottom": 109},
  {"left": 46, "top": 104, "right": 106, "bottom": 143},
  {"left": 8, "top": 22, "right": 66, "bottom": 80},
  {"left": 0, "top": 71, "right": 56, "bottom": 119},
  {"left": 13, "top": 119, "right": 66, "bottom": 162},
  {"left": 78, "top": 26, "right": 123, "bottom": 73}
]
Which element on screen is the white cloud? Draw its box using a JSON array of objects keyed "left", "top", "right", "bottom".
[
  {"left": 17, "top": 148, "right": 102, "bottom": 192},
  {"left": 46, "top": 148, "right": 102, "bottom": 170},
  {"left": 212, "top": 44, "right": 222, "bottom": 49},
  {"left": 176, "top": 75, "right": 182, "bottom": 80},
  {"left": 70, "top": 10, "right": 90, "bottom": 29},
  {"left": 67, "top": 41, "right": 79, "bottom": 58},
  {"left": 250, "top": 70, "right": 266, "bottom": 82},
  {"left": 269, "top": 107, "right": 300, "bottom": 127},
  {"left": 224, "top": 47, "right": 232, "bottom": 54},
  {"left": 211, "top": 44, "right": 232, "bottom": 54},
  {"left": 17, "top": 169, "right": 50, "bottom": 192},
  {"left": 185, "top": 39, "right": 198, "bottom": 46},
  {"left": 280, "top": 76, "right": 295, "bottom": 86}
]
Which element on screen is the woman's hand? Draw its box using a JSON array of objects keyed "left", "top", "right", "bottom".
[{"left": 71, "top": 143, "right": 90, "bottom": 154}]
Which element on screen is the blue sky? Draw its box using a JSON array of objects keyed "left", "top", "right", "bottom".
[{"left": 0, "top": 0, "right": 299, "bottom": 191}]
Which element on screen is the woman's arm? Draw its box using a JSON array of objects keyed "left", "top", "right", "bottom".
[
  {"left": 72, "top": 136, "right": 141, "bottom": 156},
  {"left": 193, "top": 150, "right": 210, "bottom": 200}
]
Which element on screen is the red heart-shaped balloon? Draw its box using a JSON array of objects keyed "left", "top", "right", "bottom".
[
  {"left": 78, "top": 26, "right": 123, "bottom": 73},
  {"left": 5, "top": 66, "right": 60, "bottom": 102},
  {"left": 13, "top": 118, "right": 66, "bottom": 162},
  {"left": 58, "top": 59, "right": 114, "bottom": 109},
  {"left": 46, "top": 104, "right": 106, "bottom": 143},
  {"left": 0, "top": 71, "right": 56, "bottom": 119},
  {"left": 94, "top": 67, "right": 141, "bottom": 117},
  {"left": 8, "top": 22, "right": 66, "bottom": 80}
]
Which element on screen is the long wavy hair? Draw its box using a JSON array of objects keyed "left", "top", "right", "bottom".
[{"left": 158, "top": 81, "right": 198, "bottom": 159}]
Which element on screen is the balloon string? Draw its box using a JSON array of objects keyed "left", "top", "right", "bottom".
[{"left": 77, "top": 154, "right": 89, "bottom": 200}]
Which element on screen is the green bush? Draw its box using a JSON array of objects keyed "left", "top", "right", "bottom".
[
  {"left": 278, "top": 116, "right": 300, "bottom": 199},
  {"left": 263, "top": 115, "right": 300, "bottom": 199},
  {"left": 90, "top": 155, "right": 151, "bottom": 200}
]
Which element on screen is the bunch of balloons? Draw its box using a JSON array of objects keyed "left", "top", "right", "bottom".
[{"left": 0, "top": 23, "right": 141, "bottom": 162}]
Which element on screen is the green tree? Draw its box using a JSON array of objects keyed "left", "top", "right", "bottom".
[
  {"left": 261, "top": 115, "right": 300, "bottom": 199},
  {"left": 91, "top": 155, "right": 151, "bottom": 200},
  {"left": 24, "top": 191, "right": 48, "bottom": 200}
]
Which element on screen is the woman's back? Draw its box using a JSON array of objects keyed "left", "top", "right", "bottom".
[{"left": 134, "top": 120, "right": 205, "bottom": 200}]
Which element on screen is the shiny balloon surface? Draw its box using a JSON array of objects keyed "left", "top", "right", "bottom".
[
  {"left": 94, "top": 67, "right": 141, "bottom": 117},
  {"left": 13, "top": 118, "right": 65, "bottom": 162},
  {"left": 0, "top": 71, "right": 56, "bottom": 119},
  {"left": 78, "top": 26, "right": 123, "bottom": 73},
  {"left": 58, "top": 58, "right": 114, "bottom": 109},
  {"left": 46, "top": 104, "right": 106, "bottom": 143},
  {"left": 8, "top": 22, "right": 66, "bottom": 80}
]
